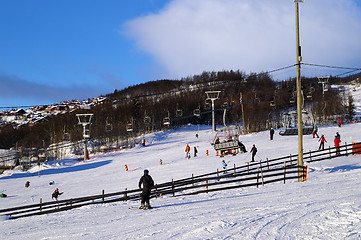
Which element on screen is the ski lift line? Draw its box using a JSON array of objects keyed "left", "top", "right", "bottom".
[
  {"left": 302, "top": 62, "right": 361, "bottom": 71},
  {"left": 334, "top": 69, "right": 361, "bottom": 78}
]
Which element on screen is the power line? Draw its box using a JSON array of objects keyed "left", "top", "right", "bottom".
[{"left": 302, "top": 62, "right": 361, "bottom": 71}]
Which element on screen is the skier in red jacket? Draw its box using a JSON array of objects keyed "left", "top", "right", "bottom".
[
  {"left": 334, "top": 136, "right": 341, "bottom": 155},
  {"left": 318, "top": 135, "right": 327, "bottom": 150}
]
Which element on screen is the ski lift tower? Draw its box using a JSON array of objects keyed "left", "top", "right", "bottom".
[
  {"left": 76, "top": 113, "right": 93, "bottom": 161},
  {"left": 294, "top": 0, "right": 304, "bottom": 181},
  {"left": 205, "top": 91, "right": 221, "bottom": 132}
]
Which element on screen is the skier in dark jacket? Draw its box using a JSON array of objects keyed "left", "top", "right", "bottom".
[
  {"left": 270, "top": 128, "right": 275, "bottom": 140},
  {"left": 250, "top": 144, "right": 257, "bottom": 162},
  {"left": 138, "top": 169, "right": 155, "bottom": 209},
  {"left": 52, "top": 188, "right": 63, "bottom": 201}
]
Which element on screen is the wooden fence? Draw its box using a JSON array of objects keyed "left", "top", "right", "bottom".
[{"left": 1, "top": 141, "right": 360, "bottom": 220}]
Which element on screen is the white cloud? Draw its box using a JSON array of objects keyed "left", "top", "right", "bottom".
[{"left": 124, "top": 0, "right": 361, "bottom": 79}]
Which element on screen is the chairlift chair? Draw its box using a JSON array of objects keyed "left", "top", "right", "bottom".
[
  {"left": 212, "top": 126, "right": 243, "bottom": 154},
  {"left": 279, "top": 110, "right": 315, "bottom": 136},
  {"left": 176, "top": 109, "right": 183, "bottom": 117},
  {"left": 126, "top": 123, "right": 133, "bottom": 132},
  {"left": 163, "top": 117, "right": 170, "bottom": 126},
  {"left": 193, "top": 108, "right": 201, "bottom": 117},
  {"left": 105, "top": 123, "right": 112, "bottom": 131},
  {"left": 144, "top": 116, "right": 151, "bottom": 124}
]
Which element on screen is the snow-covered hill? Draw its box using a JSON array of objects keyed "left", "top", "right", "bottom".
[
  {"left": 1, "top": 84, "right": 361, "bottom": 239},
  {"left": 1, "top": 120, "right": 361, "bottom": 239}
]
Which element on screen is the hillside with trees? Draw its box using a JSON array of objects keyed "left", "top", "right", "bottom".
[{"left": 0, "top": 70, "right": 359, "bottom": 150}]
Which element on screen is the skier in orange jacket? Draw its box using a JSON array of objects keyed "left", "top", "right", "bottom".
[{"left": 185, "top": 144, "right": 191, "bottom": 158}]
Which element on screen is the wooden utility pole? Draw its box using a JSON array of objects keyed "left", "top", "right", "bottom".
[
  {"left": 295, "top": 0, "right": 304, "bottom": 181},
  {"left": 240, "top": 93, "right": 246, "bottom": 135}
]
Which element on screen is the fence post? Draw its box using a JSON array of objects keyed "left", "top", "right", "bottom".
[
  {"left": 309, "top": 150, "right": 312, "bottom": 162},
  {"left": 257, "top": 167, "right": 259, "bottom": 188},
  {"left": 247, "top": 162, "right": 250, "bottom": 173},
  {"left": 283, "top": 161, "right": 286, "bottom": 184},
  {"left": 266, "top": 158, "right": 269, "bottom": 170},
  {"left": 192, "top": 174, "right": 194, "bottom": 186},
  {"left": 124, "top": 188, "right": 127, "bottom": 200},
  {"left": 206, "top": 179, "right": 208, "bottom": 193},
  {"left": 172, "top": 179, "right": 175, "bottom": 197},
  {"left": 329, "top": 146, "right": 331, "bottom": 159},
  {"left": 289, "top": 154, "right": 292, "bottom": 165},
  {"left": 345, "top": 142, "right": 348, "bottom": 155},
  {"left": 102, "top": 189, "right": 105, "bottom": 202},
  {"left": 40, "top": 198, "right": 42, "bottom": 212},
  {"left": 217, "top": 169, "right": 219, "bottom": 178},
  {"left": 234, "top": 163, "right": 236, "bottom": 174}
]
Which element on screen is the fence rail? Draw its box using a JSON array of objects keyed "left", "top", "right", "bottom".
[{"left": 1, "top": 141, "right": 360, "bottom": 220}]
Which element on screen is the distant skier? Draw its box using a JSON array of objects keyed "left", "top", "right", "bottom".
[
  {"left": 237, "top": 140, "right": 247, "bottom": 153},
  {"left": 138, "top": 169, "right": 155, "bottom": 209},
  {"left": 222, "top": 160, "right": 228, "bottom": 173},
  {"left": 318, "top": 135, "right": 327, "bottom": 150},
  {"left": 52, "top": 188, "right": 63, "bottom": 201},
  {"left": 312, "top": 126, "right": 319, "bottom": 138},
  {"left": 270, "top": 128, "right": 275, "bottom": 140},
  {"left": 338, "top": 118, "right": 342, "bottom": 127},
  {"left": 194, "top": 146, "right": 198, "bottom": 157},
  {"left": 250, "top": 144, "right": 257, "bottom": 162},
  {"left": 334, "top": 136, "right": 341, "bottom": 155},
  {"left": 185, "top": 144, "right": 191, "bottom": 159}
]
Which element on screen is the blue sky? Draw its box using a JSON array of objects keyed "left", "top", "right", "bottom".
[{"left": 1, "top": 0, "right": 361, "bottom": 108}]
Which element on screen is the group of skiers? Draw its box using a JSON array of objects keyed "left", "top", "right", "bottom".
[
  {"left": 317, "top": 131, "right": 342, "bottom": 155},
  {"left": 185, "top": 144, "right": 198, "bottom": 159}
]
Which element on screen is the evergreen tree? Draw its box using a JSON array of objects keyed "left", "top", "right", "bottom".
[{"left": 346, "top": 95, "right": 355, "bottom": 122}]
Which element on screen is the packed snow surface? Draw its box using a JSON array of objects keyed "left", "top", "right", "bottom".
[
  {"left": 1, "top": 121, "right": 361, "bottom": 239},
  {"left": 1, "top": 84, "right": 361, "bottom": 239}
]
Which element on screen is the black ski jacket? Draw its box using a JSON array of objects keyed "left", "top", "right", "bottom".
[{"left": 139, "top": 174, "right": 154, "bottom": 191}]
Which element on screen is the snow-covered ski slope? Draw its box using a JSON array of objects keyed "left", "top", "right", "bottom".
[{"left": 1, "top": 85, "right": 361, "bottom": 239}]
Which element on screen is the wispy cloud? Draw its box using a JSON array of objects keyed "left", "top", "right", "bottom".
[{"left": 124, "top": 0, "right": 361, "bottom": 79}]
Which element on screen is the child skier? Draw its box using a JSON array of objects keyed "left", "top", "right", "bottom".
[
  {"left": 222, "top": 160, "right": 228, "bottom": 173},
  {"left": 318, "top": 135, "right": 327, "bottom": 150}
]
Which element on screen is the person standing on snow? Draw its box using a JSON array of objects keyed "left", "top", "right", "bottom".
[
  {"left": 194, "top": 146, "right": 198, "bottom": 157},
  {"left": 222, "top": 160, "right": 228, "bottom": 173},
  {"left": 312, "top": 126, "right": 319, "bottom": 138},
  {"left": 138, "top": 169, "right": 155, "bottom": 209},
  {"left": 336, "top": 132, "right": 341, "bottom": 141},
  {"left": 185, "top": 144, "right": 191, "bottom": 159},
  {"left": 338, "top": 118, "right": 342, "bottom": 127},
  {"left": 318, "top": 135, "right": 327, "bottom": 150},
  {"left": 270, "top": 128, "right": 275, "bottom": 140},
  {"left": 250, "top": 144, "right": 257, "bottom": 162},
  {"left": 52, "top": 188, "right": 63, "bottom": 201},
  {"left": 334, "top": 136, "right": 341, "bottom": 155}
]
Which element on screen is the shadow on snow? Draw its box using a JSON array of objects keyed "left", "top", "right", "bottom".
[{"left": 0, "top": 160, "right": 112, "bottom": 180}]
